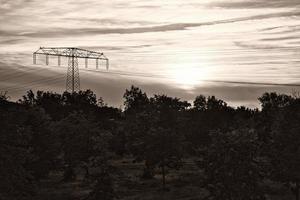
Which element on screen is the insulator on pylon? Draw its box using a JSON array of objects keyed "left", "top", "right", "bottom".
[
  {"left": 58, "top": 56, "right": 61, "bottom": 66},
  {"left": 85, "top": 58, "right": 88, "bottom": 68},
  {"left": 33, "top": 53, "right": 36, "bottom": 64},
  {"left": 106, "top": 59, "right": 109, "bottom": 70},
  {"left": 33, "top": 47, "right": 109, "bottom": 92},
  {"left": 46, "top": 54, "right": 49, "bottom": 65}
]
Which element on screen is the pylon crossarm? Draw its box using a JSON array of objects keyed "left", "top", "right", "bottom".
[
  {"left": 33, "top": 46, "right": 109, "bottom": 92},
  {"left": 34, "top": 47, "right": 107, "bottom": 59}
]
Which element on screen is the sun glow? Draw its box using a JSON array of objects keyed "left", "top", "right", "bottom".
[{"left": 171, "top": 66, "right": 210, "bottom": 89}]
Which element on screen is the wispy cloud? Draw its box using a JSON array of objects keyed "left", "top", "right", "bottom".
[
  {"left": 261, "top": 36, "right": 300, "bottom": 41},
  {"left": 209, "top": 0, "right": 300, "bottom": 9},
  {"left": 0, "top": 10, "right": 296, "bottom": 39},
  {"left": 234, "top": 41, "right": 285, "bottom": 50}
]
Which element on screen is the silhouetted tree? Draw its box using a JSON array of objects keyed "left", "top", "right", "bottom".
[
  {"left": 268, "top": 99, "right": 300, "bottom": 200},
  {"left": 0, "top": 99, "right": 47, "bottom": 199},
  {"left": 193, "top": 94, "right": 206, "bottom": 111},
  {"left": 186, "top": 95, "right": 234, "bottom": 152},
  {"left": 123, "top": 86, "right": 152, "bottom": 176},
  {"left": 24, "top": 107, "right": 59, "bottom": 179},
  {"left": 0, "top": 91, "right": 9, "bottom": 101},
  {"left": 258, "top": 92, "right": 292, "bottom": 111},
  {"left": 55, "top": 112, "right": 108, "bottom": 181},
  {"left": 21, "top": 90, "right": 64, "bottom": 120},
  {"left": 257, "top": 92, "right": 293, "bottom": 143},
  {"left": 87, "top": 140, "right": 115, "bottom": 200},
  {"left": 126, "top": 93, "right": 189, "bottom": 188},
  {"left": 20, "top": 90, "right": 108, "bottom": 121},
  {"left": 198, "top": 129, "right": 266, "bottom": 200},
  {"left": 2, "top": 87, "right": 299, "bottom": 199},
  {"left": 88, "top": 172, "right": 115, "bottom": 200},
  {"left": 123, "top": 85, "right": 149, "bottom": 114}
]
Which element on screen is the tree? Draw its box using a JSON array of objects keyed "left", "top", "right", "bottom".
[
  {"left": 19, "top": 90, "right": 105, "bottom": 121},
  {"left": 0, "top": 142, "right": 36, "bottom": 200},
  {"left": 87, "top": 134, "right": 115, "bottom": 200},
  {"left": 126, "top": 94, "right": 189, "bottom": 189},
  {"left": 186, "top": 95, "right": 235, "bottom": 152},
  {"left": 0, "top": 99, "right": 58, "bottom": 180},
  {"left": 123, "top": 85, "right": 149, "bottom": 114},
  {"left": 269, "top": 99, "right": 300, "bottom": 200},
  {"left": 55, "top": 112, "right": 105, "bottom": 181},
  {"left": 24, "top": 107, "right": 59, "bottom": 179},
  {"left": 62, "top": 89, "right": 98, "bottom": 108},
  {"left": 123, "top": 86, "right": 153, "bottom": 177},
  {"left": 258, "top": 92, "right": 292, "bottom": 111},
  {"left": 198, "top": 129, "right": 266, "bottom": 200},
  {"left": 206, "top": 96, "right": 228, "bottom": 111},
  {"left": 145, "top": 126, "right": 184, "bottom": 189},
  {"left": 19, "top": 90, "right": 64, "bottom": 120},
  {"left": 257, "top": 92, "right": 294, "bottom": 143},
  {"left": 87, "top": 172, "right": 115, "bottom": 200},
  {"left": 193, "top": 95, "right": 206, "bottom": 111},
  {"left": 0, "top": 91, "right": 9, "bottom": 101},
  {"left": 128, "top": 110, "right": 184, "bottom": 187},
  {"left": 150, "top": 95, "right": 190, "bottom": 189},
  {"left": 0, "top": 99, "right": 39, "bottom": 199}
]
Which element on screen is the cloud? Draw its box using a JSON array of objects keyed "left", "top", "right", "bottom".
[
  {"left": 8, "top": 10, "right": 298, "bottom": 38},
  {"left": 209, "top": 0, "right": 300, "bottom": 9},
  {"left": 261, "top": 24, "right": 300, "bottom": 35},
  {"left": 261, "top": 36, "right": 300, "bottom": 41},
  {"left": 234, "top": 41, "right": 285, "bottom": 50},
  {"left": 78, "top": 44, "right": 153, "bottom": 51},
  {"left": 0, "top": 30, "right": 12, "bottom": 37},
  {"left": 0, "top": 38, "right": 25, "bottom": 45},
  {"left": 0, "top": 0, "right": 33, "bottom": 12},
  {"left": 62, "top": 17, "right": 156, "bottom": 26}
]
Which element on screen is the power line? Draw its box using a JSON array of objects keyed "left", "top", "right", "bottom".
[
  {"left": 1, "top": 58, "right": 299, "bottom": 94},
  {"left": 2, "top": 67, "right": 299, "bottom": 95},
  {"left": 1, "top": 75, "right": 65, "bottom": 91},
  {"left": 0, "top": 67, "right": 49, "bottom": 83},
  {"left": 3, "top": 76, "right": 66, "bottom": 93},
  {"left": 87, "top": 69, "right": 300, "bottom": 87}
]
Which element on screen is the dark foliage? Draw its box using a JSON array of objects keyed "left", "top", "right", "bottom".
[
  {"left": 0, "top": 87, "right": 299, "bottom": 200},
  {"left": 198, "top": 130, "right": 266, "bottom": 200}
]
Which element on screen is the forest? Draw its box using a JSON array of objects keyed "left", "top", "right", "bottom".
[{"left": 0, "top": 86, "right": 299, "bottom": 200}]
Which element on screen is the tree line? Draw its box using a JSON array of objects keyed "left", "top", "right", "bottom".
[{"left": 0, "top": 86, "right": 299, "bottom": 200}]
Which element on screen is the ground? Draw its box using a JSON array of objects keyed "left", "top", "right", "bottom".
[{"left": 35, "top": 158, "right": 294, "bottom": 200}]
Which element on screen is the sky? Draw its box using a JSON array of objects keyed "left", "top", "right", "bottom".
[{"left": 0, "top": 0, "right": 300, "bottom": 108}]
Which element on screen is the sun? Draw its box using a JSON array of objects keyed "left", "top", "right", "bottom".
[{"left": 171, "top": 66, "right": 210, "bottom": 89}]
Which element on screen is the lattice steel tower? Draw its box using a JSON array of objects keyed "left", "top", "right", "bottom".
[{"left": 33, "top": 47, "right": 109, "bottom": 93}]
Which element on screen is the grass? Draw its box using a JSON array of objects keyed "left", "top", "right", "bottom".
[{"left": 35, "top": 158, "right": 294, "bottom": 200}]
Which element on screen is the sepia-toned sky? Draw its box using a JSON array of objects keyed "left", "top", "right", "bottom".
[{"left": 0, "top": 0, "right": 300, "bottom": 108}]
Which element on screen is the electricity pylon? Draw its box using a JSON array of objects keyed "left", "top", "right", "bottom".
[{"left": 33, "top": 47, "right": 109, "bottom": 93}]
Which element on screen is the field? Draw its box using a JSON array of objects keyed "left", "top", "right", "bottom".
[{"left": 36, "top": 158, "right": 293, "bottom": 200}]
